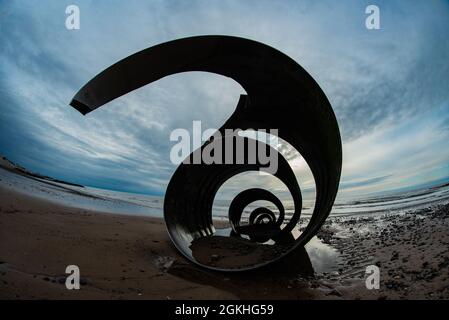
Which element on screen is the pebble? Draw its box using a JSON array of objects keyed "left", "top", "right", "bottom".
[{"left": 210, "top": 254, "right": 220, "bottom": 261}]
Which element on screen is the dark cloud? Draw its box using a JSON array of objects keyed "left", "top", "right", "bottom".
[{"left": 339, "top": 175, "right": 392, "bottom": 190}]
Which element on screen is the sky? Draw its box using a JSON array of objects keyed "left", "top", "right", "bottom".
[{"left": 0, "top": 0, "right": 448, "bottom": 201}]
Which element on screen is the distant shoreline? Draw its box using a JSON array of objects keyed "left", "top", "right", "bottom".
[{"left": 0, "top": 155, "right": 84, "bottom": 188}]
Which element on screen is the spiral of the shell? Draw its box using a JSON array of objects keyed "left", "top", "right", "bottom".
[{"left": 70, "top": 36, "right": 342, "bottom": 271}]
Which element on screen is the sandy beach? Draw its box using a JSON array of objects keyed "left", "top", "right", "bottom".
[{"left": 1, "top": 166, "right": 448, "bottom": 300}]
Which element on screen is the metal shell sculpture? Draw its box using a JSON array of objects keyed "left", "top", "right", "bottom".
[{"left": 70, "top": 36, "right": 342, "bottom": 271}]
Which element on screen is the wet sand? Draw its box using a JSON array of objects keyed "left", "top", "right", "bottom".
[
  {"left": 0, "top": 183, "right": 237, "bottom": 299},
  {"left": 1, "top": 169, "right": 448, "bottom": 299},
  {"left": 316, "top": 204, "right": 449, "bottom": 299}
]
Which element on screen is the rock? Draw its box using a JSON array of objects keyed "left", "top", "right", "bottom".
[
  {"left": 210, "top": 254, "right": 220, "bottom": 261},
  {"left": 391, "top": 252, "right": 399, "bottom": 261},
  {"left": 163, "top": 259, "right": 175, "bottom": 270}
]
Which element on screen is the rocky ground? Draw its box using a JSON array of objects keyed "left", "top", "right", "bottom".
[{"left": 314, "top": 203, "right": 449, "bottom": 299}]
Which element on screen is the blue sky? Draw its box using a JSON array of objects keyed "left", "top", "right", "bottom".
[{"left": 0, "top": 0, "right": 448, "bottom": 199}]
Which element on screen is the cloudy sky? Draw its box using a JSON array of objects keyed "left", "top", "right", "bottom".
[{"left": 1, "top": 0, "right": 448, "bottom": 200}]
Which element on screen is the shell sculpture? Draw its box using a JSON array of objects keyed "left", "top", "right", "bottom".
[{"left": 70, "top": 36, "right": 342, "bottom": 271}]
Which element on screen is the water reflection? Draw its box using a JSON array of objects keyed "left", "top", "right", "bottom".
[
  {"left": 304, "top": 236, "right": 341, "bottom": 274},
  {"left": 189, "top": 227, "right": 340, "bottom": 276}
]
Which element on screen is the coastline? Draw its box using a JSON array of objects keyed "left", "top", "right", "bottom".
[{"left": 1, "top": 168, "right": 448, "bottom": 299}]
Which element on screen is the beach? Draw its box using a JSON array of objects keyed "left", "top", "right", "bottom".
[{"left": 1, "top": 166, "right": 448, "bottom": 299}]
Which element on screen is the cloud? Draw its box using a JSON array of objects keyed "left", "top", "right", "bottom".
[
  {"left": 339, "top": 175, "right": 393, "bottom": 190},
  {"left": 0, "top": 0, "right": 448, "bottom": 198}
]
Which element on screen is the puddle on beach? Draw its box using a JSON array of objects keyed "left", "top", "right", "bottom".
[
  {"left": 159, "top": 224, "right": 342, "bottom": 276},
  {"left": 215, "top": 228, "right": 343, "bottom": 275},
  {"left": 304, "top": 236, "right": 341, "bottom": 274}
]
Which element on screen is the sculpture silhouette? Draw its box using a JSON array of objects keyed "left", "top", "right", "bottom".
[{"left": 70, "top": 35, "right": 342, "bottom": 271}]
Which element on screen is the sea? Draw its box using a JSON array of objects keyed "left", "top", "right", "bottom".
[{"left": 1, "top": 167, "right": 448, "bottom": 219}]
